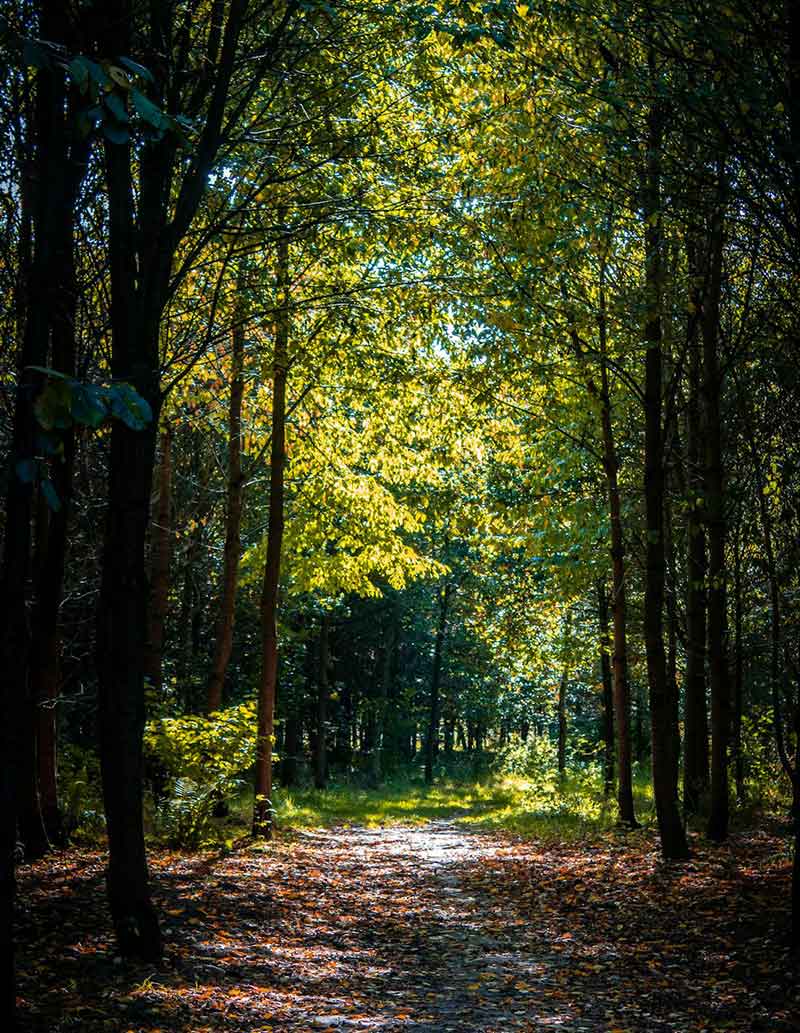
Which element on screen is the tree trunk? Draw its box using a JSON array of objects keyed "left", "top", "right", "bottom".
[
  {"left": 253, "top": 230, "right": 290, "bottom": 838},
  {"left": 597, "top": 580, "right": 615, "bottom": 796},
  {"left": 143, "top": 426, "right": 173, "bottom": 693},
  {"left": 597, "top": 264, "right": 637, "bottom": 826},
  {"left": 664, "top": 474, "right": 681, "bottom": 801},
  {"left": 313, "top": 615, "right": 331, "bottom": 790},
  {"left": 683, "top": 248, "right": 709, "bottom": 815},
  {"left": 370, "top": 608, "right": 397, "bottom": 786},
  {"left": 424, "top": 581, "right": 451, "bottom": 785},
  {"left": 732, "top": 526, "right": 745, "bottom": 802},
  {"left": 703, "top": 180, "right": 730, "bottom": 844},
  {"left": 557, "top": 611, "right": 571, "bottom": 778},
  {"left": 1, "top": 1, "right": 82, "bottom": 1009},
  {"left": 642, "top": 84, "right": 690, "bottom": 860},
  {"left": 206, "top": 308, "right": 246, "bottom": 713}
]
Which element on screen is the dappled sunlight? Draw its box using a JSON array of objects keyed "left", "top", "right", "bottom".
[{"left": 16, "top": 820, "right": 797, "bottom": 1032}]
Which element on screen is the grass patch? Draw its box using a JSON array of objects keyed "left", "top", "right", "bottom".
[{"left": 220, "top": 769, "right": 659, "bottom": 844}]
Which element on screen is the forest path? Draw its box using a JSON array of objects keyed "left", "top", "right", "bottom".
[
  {"left": 166, "top": 819, "right": 598, "bottom": 1032},
  {"left": 18, "top": 819, "right": 798, "bottom": 1032}
]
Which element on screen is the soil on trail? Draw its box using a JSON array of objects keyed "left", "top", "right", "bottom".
[{"left": 15, "top": 820, "right": 800, "bottom": 1032}]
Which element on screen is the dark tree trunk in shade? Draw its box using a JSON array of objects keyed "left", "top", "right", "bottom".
[
  {"left": 313, "top": 615, "right": 331, "bottom": 790},
  {"left": 642, "top": 83, "right": 690, "bottom": 860},
  {"left": 732, "top": 527, "right": 745, "bottom": 802},
  {"left": 664, "top": 475, "right": 681, "bottom": 801},
  {"left": 206, "top": 310, "right": 246, "bottom": 713},
  {"left": 95, "top": 0, "right": 250, "bottom": 959},
  {"left": 143, "top": 427, "right": 173, "bottom": 694},
  {"left": 596, "top": 259, "right": 637, "bottom": 826},
  {"left": 253, "top": 230, "right": 290, "bottom": 838},
  {"left": 683, "top": 246, "right": 709, "bottom": 814},
  {"left": 703, "top": 180, "right": 730, "bottom": 844},
  {"left": 1, "top": 1, "right": 84, "bottom": 1012},
  {"left": 597, "top": 580, "right": 615, "bottom": 797},
  {"left": 424, "top": 581, "right": 451, "bottom": 785}
]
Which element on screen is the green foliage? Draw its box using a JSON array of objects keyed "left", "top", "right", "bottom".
[
  {"left": 154, "top": 776, "right": 235, "bottom": 851},
  {"left": 58, "top": 746, "right": 106, "bottom": 843},
  {"left": 739, "top": 706, "right": 787, "bottom": 809},
  {"left": 144, "top": 700, "right": 260, "bottom": 847}
]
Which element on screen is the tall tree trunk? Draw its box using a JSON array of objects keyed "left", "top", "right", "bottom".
[
  {"left": 557, "top": 610, "right": 571, "bottom": 778},
  {"left": 732, "top": 524, "right": 745, "bottom": 802},
  {"left": 95, "top": 0, "right": 248, "bottom": 957},
  {"left": 206, "top": 307, "right": 246, "bottom": 713},
  {"left": 597, "top": 580, "right": 615, "bottom": 796},
  {"left": 683, "top": 245, "right": 709, "bottom": 815},
  {"left": 25, "top": 70, "right": 89, "bottom": 854},
  {"left": 253, "top": 230, "right": 290, "bottom": 838},
  {"left": 704, "top": 173, "right": 730, "bottom": 844},
  {"left": 597, "top": 262, "right": 637, "bottom": 826},
  {"left": 370, "top": 607, "right": 397, "bottom": 786},
  {"left": 1, "top": 1, "right": 81, "bottom": 1010},
  {"left": 95, "top": 2, "right": 164, "bottom": 962},
  {"left": 664, "top": 474, "right": 681, "bottom": 801},
  {"left": 313, "top": 614, "right": 331, "bottom": 790},
  {"left": 143, "top": 426, "right": 173, "bottom": 693},
  {"left": 642, "top": 82, "right": 690, "bottom": 860},
  {"left": 424, "top": 581, "right": 451, "bottom": 785}
]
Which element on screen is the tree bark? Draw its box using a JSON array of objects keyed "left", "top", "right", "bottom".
[
  {"left": 206, "top": 306, "right": 246, "bottom": 713},
  {"left": 704, "top": 177, "right": 730, "bottom": 844},
  {"left": 143, "top": 427, "right": 173, "bottom": 694},
  {"left": 597, "top": 580, "right": 615, "bottom": 796},
  {"left": 424, "top": 581, "right": 451, "bottom": 785},
  {"left": 732, "top": 524, "right": 745, "bottom": 802},
  {"left": 557, "top": 611, "right": 571, "bottom": 778},
  {"left": 683, "top": 243, "right": 709, "bottom": 815},
  {"left": 596, "top": 261, "right": 637, "bottom": 826},
  {"left": 253, "top": 229, "right": 290, "bottom": 838},
  {"left": 642, "top": 83, "right": 690, "bottom": 860},
  {"left": 1, "top": 1, "right": 81, "bottom": 1011},
  {"left": 313, "top": 614, "right": 331, "bottom": 790}
]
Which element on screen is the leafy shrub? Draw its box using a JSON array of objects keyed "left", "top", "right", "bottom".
[
  {"left": 143, "top": 698, "right": 260, "bottom": 847},
  {"left": 58, "top": 745, "right": 106, "bottom": 843}
]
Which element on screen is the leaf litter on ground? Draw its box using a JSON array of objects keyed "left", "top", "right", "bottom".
[{"left": 14, "top": 818, "right": 800, "bottom": 1032}]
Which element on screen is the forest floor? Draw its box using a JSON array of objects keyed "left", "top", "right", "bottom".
[{"left": 15, "top": 813, "right": 800, "bottom": 1033}]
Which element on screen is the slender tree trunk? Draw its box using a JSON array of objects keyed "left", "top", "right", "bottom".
[
  {"left": 424, "top": 581, "right": 451, "bottom": 785},
  {"left": 557, "top": 667, "right": 568, "bottom": 778},
  {"left": 642, "top": 83, "right": 690, "bottom": 860},
  {"left": 597, "top": 580, "right": 615, "bottom": 796},
  {"left": 557, "top": 611, "right": 571, "bottom": 778},
  {"left": 683, "top": 250, "right": 709, "bottom": 814},
  {"left": 206, "top": 308, "right": 246, "bottom": 713},
  {"left": 704, "top": 174, "right": 730, "bottom": 844},
  {"left": 732, "top": 527, "right": 745, "bottom": 802},
  {"left": 143, "top": 426, "right": 172, "bottom": 693},
  {"left": 597, "top": 266, "right": 637, "bottom": 826},
  {"left": 254, "top": 230, "right": 290, "bottom": 838},
  {"left": 664, "top": 475, "right": 681, "bottom": 801},
  {"left": 370, "top": 608, "right": 396, "bottom": 785},
  {"left": 313, "top": 615, "right": 331, "bottom": 790}
]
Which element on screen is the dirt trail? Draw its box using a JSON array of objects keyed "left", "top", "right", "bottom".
[{"left": 17, "top": 820, "right": 799, "bottom": 1032}]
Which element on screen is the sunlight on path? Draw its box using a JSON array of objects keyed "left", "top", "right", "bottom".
[
  {"left": 195, "top": 821, "right": 602, "bottom": 1033},
  {"left": 25, "top": 821, "right": 784, "bottom": 1032}
]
